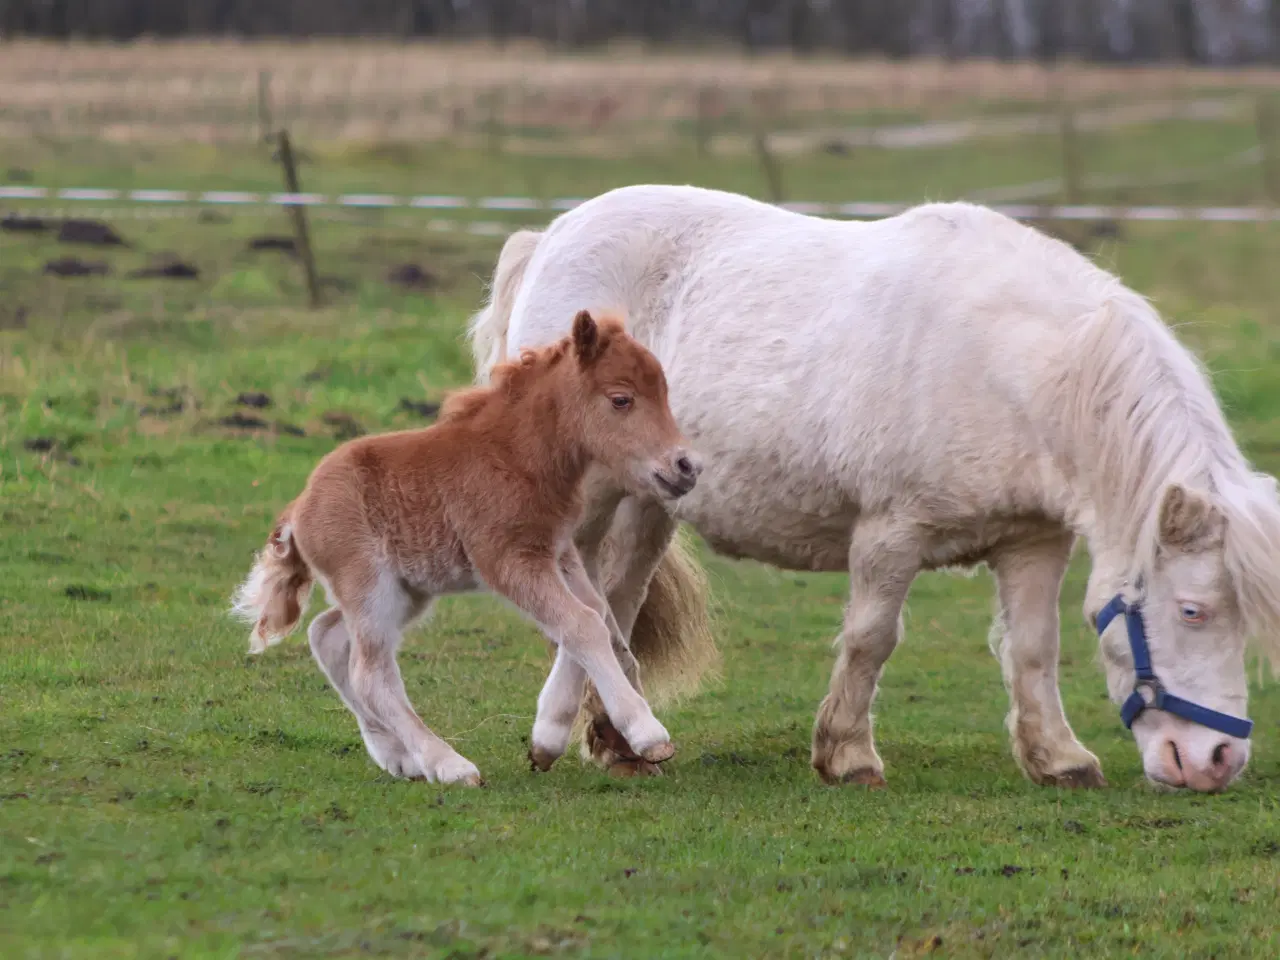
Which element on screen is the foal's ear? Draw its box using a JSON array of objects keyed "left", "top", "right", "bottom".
[
  {"left": 1158, "top": 483, "right": 1226, "bottom": 552},
  {"left": 572, "top": 310, "right": 603, "bottom": 365}
]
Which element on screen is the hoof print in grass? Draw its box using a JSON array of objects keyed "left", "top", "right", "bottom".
[
  {"left": 44, "top": 257, "right": 109, "bottom": 277},
  {"left": 236, "top": 392, "right": 272, "bottom": 409},
  {"left": 1, "top": 215, "right": 49, "bottom": 233},
  {"left": 247, "top": 235, "right": 296, "bottom": 255},
  {"left": 65, "top": 584, "right": 111, "bottom": 602},
  {"left": 220, "top": 412, "right": 268, "bottom": 430},
  {"left": 398, "top": 398, "right": 440, "bottom": 420},
  {"left": 57, "top": 219, "right": 126, "bottom": 246},
  {"left": 386, "top": 263, "right": 437, "bottom": 291},
  {"left": 129, "top": 256, "right": 199, "bottom": 280},
  {"left": 322, "top": 412, "right": 364, "bottom": 440}
]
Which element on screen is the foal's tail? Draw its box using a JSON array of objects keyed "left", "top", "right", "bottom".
[
  {"left": 467, "top": 228, "right": 543, "bottom": 383},
  {"left": 231, "top": 504, "right": 315, "bottom": 654}
]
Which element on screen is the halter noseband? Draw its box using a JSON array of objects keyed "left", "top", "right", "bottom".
[{"left": 1096, "top": 594, "right": 1253, "bottom": 739}]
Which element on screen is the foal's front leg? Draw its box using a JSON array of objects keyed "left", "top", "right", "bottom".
[
  {"left": 578, "top": 495, "right": 680, "bottom": 776},
  {"left": 991, "top": 533, "right": 1105, "bottom": 788},
  {"left": 529, "top": 549, "right": 648, "bottom": 772},
  {"left": 483, "top": 554, "right": 674, "bottom": 765}
]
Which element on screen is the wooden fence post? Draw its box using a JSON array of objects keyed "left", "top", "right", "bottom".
[
  {"left": 276, "top": 130, "right": 321, "bottom": 310},
  {"left": 1257, "top": 95, "right": 1280, "bottom": 207},
  {"left": 257, "top": 70, "right": 273, "bottom": 143}
]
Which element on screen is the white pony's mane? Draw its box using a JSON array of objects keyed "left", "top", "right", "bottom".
[{"left": 1046, "top": 281, "right": 1280, "bottom": 663}]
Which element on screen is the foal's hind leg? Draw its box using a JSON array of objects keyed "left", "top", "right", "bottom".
[
  {"left": 812, "top": 515, "right": 921, "bottom": 787},
  {"left": 344, "top": 596, "right": 484, "bottom": 786},
  {"left": 308, "top": 607, "right": 416, "bottom": 776},
  {"left": 991, "top": 532, "right": 1105, "bottom": 789}
]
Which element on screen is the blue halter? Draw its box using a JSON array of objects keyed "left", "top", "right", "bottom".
[{"left": 1096, "top": 594, "right": 1253, "bottom": 740}]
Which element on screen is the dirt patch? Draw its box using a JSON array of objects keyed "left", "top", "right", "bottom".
[
  {"left": 322, "top": 411, "right": 364, "bottom": 440},
  {"left": 247, "top": 235, "right": 296, "bottom": 255},
  {"left": 386, "top": 263, "right": 438, "bottom": 291},
  {"left": 219, "top": 412, "right": 268, "bottom": 430},
  {"left": 44, "top": 257, "right": 109, "bottom": 277},
  {"left": 65, "top": 584, "right": 111, "bottom": 602},
  {"left": 57, "top": 219, "right": 126, "bottom": 246},
  {"left": 129, "top": 255, "right": 199, "bottom": 280},
  {"left": 1, "top": 214, "right": 49, "bottom": 233},
  {"left": 398, "top": 398, "right": 440, "bottom": 420}
]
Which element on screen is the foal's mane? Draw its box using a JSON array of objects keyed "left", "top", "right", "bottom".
[
  {"left": 439, "top": 338, "right": 572, "bottom": 424},
  {"left": 1047, "top": 283, "right": 1280, "bottom": 662}
]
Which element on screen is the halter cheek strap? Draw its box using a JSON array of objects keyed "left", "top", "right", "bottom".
[{"left": 1096, "top": 595, "right": 1253, "bottom": 740}]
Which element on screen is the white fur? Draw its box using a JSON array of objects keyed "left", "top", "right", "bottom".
[{"left": 468, "top": 185, "right": 1280, "bottom": 792}]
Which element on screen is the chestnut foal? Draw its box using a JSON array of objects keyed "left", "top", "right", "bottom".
[{"left": 232, "top": 310, "right": 702, "bottom": 785}]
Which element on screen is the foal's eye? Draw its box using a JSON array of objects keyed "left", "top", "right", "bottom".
[
  {"left": 610, "top": 395, "right": 633, "bottom": 411},
  {"left": 1179, "top": 602, "right": 1207, "bottom": 625}
]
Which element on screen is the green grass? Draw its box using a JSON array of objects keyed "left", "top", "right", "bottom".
[{"left": 4, "top": 127, "right": 1280, "bottom": 958}]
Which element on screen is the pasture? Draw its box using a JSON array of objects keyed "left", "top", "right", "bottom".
[{"left": 4, "top": 44, "right": 1280, "bottom": 957}]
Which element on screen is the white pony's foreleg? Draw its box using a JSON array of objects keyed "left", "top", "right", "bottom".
[
  {"left": 991, "top": 532, "right": 1106, "bottom": 788},
  {"left": 812, "top": 515, "right": 921, "bottom": 787}
]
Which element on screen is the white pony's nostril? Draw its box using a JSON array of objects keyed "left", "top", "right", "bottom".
[{"left": 1211, "top": 741, "right": 1230, "bottom": 770}]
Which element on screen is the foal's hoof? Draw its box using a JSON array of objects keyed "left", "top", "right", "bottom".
[
  {"left": 639, "top": 740, "right": 676, "bottom": 765},
  {"left": 1041, "top": 765, "right": 1108, "bottom": 790},
  {"left": 591, "top": 718, "right": 643, "bottom": 762},
  {"left": 608, "top": 759, "right": 664, "bottom": 778},
  {"left": 815, "top": 765, "right": 887, "bottom": 789},
  {"left": 528, "top": 746, "right": 559, "bottom": 773}
]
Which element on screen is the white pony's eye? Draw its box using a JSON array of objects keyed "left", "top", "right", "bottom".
[{"left": 1179, "top": 602, "right": 1207, "bottom": 625}]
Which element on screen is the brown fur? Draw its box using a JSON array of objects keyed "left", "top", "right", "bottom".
[{"left": 232, "top": 310, "right": 701, "bottom": 784}]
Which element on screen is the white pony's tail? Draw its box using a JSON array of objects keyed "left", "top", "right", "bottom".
[{"left": 467, "top": 229, "right": 543, "bottom": 383}]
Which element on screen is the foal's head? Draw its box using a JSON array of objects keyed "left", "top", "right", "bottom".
[{"left": 563, "top": 310, "right": 701, "bottom": 501}]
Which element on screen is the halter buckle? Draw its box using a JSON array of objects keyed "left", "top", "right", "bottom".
[{"left": 1132, "top": 677, "right": 1164, "bottom": 709}]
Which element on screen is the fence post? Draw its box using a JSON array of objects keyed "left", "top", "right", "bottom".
[
  {"left": 1053, "top": 66, "right": 1082, "bottom": 207},
  {"left": 257, "top": 70, "right": 273, "bottom": 143},
  {"left": 751, "top": 90, "right": 785, "bottom": 204},
  {"left": 276, "top": 130, "right": 321, "bottom": 310},
  {"left": 1257, "top": 95, "right": 1280, "bottom": 207}
]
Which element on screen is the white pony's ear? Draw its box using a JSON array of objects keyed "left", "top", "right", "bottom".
[{"left": 1158, "top": 483, "right": 1226, "bottom": 552}]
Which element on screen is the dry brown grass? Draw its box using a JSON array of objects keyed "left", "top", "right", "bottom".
[{"left": 2, "top": 39, "right": 1279, "bottom": 147}]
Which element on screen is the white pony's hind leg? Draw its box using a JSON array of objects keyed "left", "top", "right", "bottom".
[
  {"left": 812, "top": 515, "right": 921, "bottom": 787},
  {"left": 991, "top": 531, "right": 1106, "bottom": 788}
]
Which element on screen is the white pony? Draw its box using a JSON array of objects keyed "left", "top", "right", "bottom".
[{"left": 468, "top": 184, "right": 1280, "bottom": 793}]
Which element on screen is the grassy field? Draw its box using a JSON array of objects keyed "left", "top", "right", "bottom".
[{"left": 5, "top": 89, "right": 1280, "bottom": 957}]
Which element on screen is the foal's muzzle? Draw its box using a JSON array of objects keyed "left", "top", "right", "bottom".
[{"left": 653, "top": 449, "right": 702, "bottom": 498}]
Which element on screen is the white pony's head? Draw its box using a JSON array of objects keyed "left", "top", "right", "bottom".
[{"left": 1090, "top": 476, "right": 1280, "bottom": 792}]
